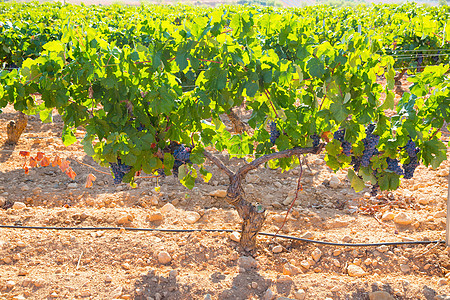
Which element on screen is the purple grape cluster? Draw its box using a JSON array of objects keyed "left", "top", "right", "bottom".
[
  {"left": 386, "top": 157, "right": 404, "bottom": 176},
  {"left": 110, "top": 158, "right": 132, "bottom": 184},
  {"left": 269, "top": 122, "right": 280, "bottom": 144},
  {"left": 310, "top": 134, "right": 320, "bottom": 148},
  {"left": 402, "top": 139, "right": 420, "bottom": 179},
  {"left": 351, "top": 156, "right": 361, "bottom": 172},
  {"left": 333, "top": 129, "right": 351, "bottom": 156},
  {"left": 173, "top": 145, "right": 191, "bottom": 175},
  {"left": 361, "top": 125, "right": 380, "bottom": 167}
]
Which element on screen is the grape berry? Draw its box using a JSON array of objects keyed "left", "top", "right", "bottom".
[
  {"left": 110, "top": 158, "right": 132, "bottom": 184},
  {"left": 333, "top": 129, "right": 351, "bottom": 156},
  {"left": 402, "top": 139, "right": 420, "bottom": 179},
  {"left": 269, "top": 121, "right": 280, "bottom": 144},
  {"left": 386, "top": 157, "right": 404, "bottom": 176},
  {"left": 173, "top": 144, "right": 191, "bottom": 175}
]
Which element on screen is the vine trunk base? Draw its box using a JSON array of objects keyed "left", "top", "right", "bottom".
[{"left": 6, "top": 112, "right": 27, "bottom": 145}]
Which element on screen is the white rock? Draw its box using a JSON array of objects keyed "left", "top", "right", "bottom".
[
  {"left": 347, "top": 264, "right": 366, "bottom": 277},
  {"left": 263, "top": 288, "right": 275, "bottom": 300},
  {"left": 434, "top": 211, "right": 446, "bottom": 218},
  {"left": 208, "top": 190, "right": 227, "bottom": 198},
  {"left": 105, "top": 274, "right": 113, "bottom": 283},
  {"left": 160, "top": 203, "right": 175, "bottom": 213},
  {"left": 418, "top": 197, "right": 430, "bottom": 205},
  {"left": 329, "top": 175, "right": 340, "bottom": 188},
  {"left": 185, "top": 212, "right": 201, "bottom": 224},
  {"left": 158, "top": 251, "right": 172, "bottom": 264},
  {"left": 230, "top": 231, "right": 240, "bottom": 242},
  {"left": 238, "top": 256, "right": 257, "bottom": 269},
  {"left": 67, "top": 183, "right": 78, "bottom": 189},
  {"left": 400, "top": 264, "right": 410, "bottom": 273},
  {"left": 277, "top": 275, "right": 293, "bottom": 283},
  {"left": 314, "top": 158, "right": 325, "bottom": 165},
  {"left": 300, "top": 231, "right": 314, "bottom": 239},
  {"left": 272, "top": 214, "right": 285, "bottom": 223},
  {"left": 274, "top": 181, "right": 283, "bottom": 189},
  {"left": 293, "top": 289, "right": 306, "bottom": 300},
  {"left": 381, "top": 212, "right": 395, "bottom": 221},
  {"left": 437, "top": 168, "right": 449, "bottom": 177},
  {"left": 116, "top": 214, "right": 130, "bottom": 225},
  {"left": 311, "top": 248, "right": 322, "bottom": 262},
  {"left": 300, "top": 260, "right": 310, "bottom": 269},
  {"left": 5, "top": 280, "right": 16, "bottom": 288},
  {"left": 377, "top": 245, "right": 389, "bottom": 253},
  {"left": 393, "top": 212, "right": 412, "bottom": 225},
  {"left": 12, "top": 202, "right": 26, "bottom": 210},
  {"left": 283, "top": 195, "right": 294, "bottom": 206},
  {"left": 272, "top": 245, "right": 283, "bottom": 253}
]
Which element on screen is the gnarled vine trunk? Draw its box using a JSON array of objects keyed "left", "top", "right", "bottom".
[
  {"left": 6, "top": 112, "right": 27, "bottom": 145},
  {"left": 204, "top": 145, "right": 323, "bottom": 251}
]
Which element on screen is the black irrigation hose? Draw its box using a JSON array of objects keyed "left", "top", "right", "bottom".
[{"left": 0, "top": 225, "right": 445, "bottom": 247}]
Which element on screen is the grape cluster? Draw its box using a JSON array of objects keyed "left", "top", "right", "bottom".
[
  {"left": 333, "top": 129, "right": 351, "bottom": 156},
  {"left": 310, "top": 134, "right": 320, "bottom": 148},
  {"left": 386, "top": 157, "right": 404, "bottom": 176},
  {"left": 173, "top": 144, "right": 191, "bottom": 175},
  {"left": 269, "top": 122, "right": 280, "bottom": 144},
  {"left": 351, "top": 156, "right": 361, "bottom": 172},
  {"left": 110, "top": 158, "right": 132, "bottom": 184},
  {"left": 361, "top": 126, "right": 380, "bottom": 167},
  {"left": 402, "top": 139, "right": 420, "bottom": 179}
]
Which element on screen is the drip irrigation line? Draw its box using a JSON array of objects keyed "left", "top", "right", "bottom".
[
  {"left": 389, "top": 52, "right": 450, "bottom": 59},
  {"left": 380, "top": 48, "right": 450, "bottom": 53},
  {"left": 0, "top": 224, "right": 444, "bottom": 247}
]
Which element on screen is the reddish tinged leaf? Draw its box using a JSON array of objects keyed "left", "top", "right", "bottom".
[
  {"left": 59, "top": 160, "right": 70, "bottom": 172},
  {"left": 65, "top": 167, "right": 77, "bottom": 180},
  {"left": 29, "top": 157, "right": 37, "bottom": 168},
  {"left": 52, "top": 155, "right": 62, "bottom": 167},
  {"left": 24, "top": 166, "right": 29, "bottom": 175},
  {"left": 19, "top": 151, "right": 30, "bottom": 157},
  {"left": 40, "top": 156, "right": 50, "bottom": 167},
  {"left": 85, "top": 173, "right": 96, "bottom": 188},
  {"left": 321, "top": 131, "right": 331, "bottom": 143},
  {"left": 35, "top": 152, "right": 45, "bottom": 161}
]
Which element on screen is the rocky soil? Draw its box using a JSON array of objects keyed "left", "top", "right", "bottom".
[{"left": 1, "top": 85, "right": 450, "bottom": 299}]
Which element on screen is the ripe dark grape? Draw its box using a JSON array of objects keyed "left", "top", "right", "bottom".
[
  {"left": 173, "top": 145, "right": 191, "bottom": 176},
  {"left": 404, "top": 139, "right": 419, "bottom": 157},
  {"left": 110, "top": 158, "right": 131, "bottom": 184},
  {"left": 333, "top": 129, "right": 345, "bottom": 142},
  {"left": 361, "top": 134, "right": 380, "bottom": 167},
  {"left": 341, "top": 141, "right": 352, "bottom": 156},
  {"left": 269, "top": 122, "right": 280, "bottom": 144},
  {"left": 310, "top": 134, "right": 320, "bottom": 148},
  {"left": 386, "top": 157, "right": 404, "bottom": 176},
  {"left": 403, "top": 156, "right": 419, "bottom": 179},
  {"left": 351, "top": 156, "right": 361, "bottom": 172}
]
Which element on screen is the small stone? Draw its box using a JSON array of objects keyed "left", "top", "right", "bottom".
[
  {"left": 272, "top": 214, "right": 285, "bottom": 223},
  {"left": 238, "top": 256, "right": 257, "bottom": 269},
  {"left": 314, "top": 158, "right": 325, "bottom": 165},
  {"left": 204, "top": 294, "right": 212, "bottom": 300},
  {"left": 369, "top": 291, "right": 394, "bottom": 300},
  {"left": 283, "top": 195, "right": 294, "bottom": 206},
  {"left": 122, "top": 262, "right": 131, "bottom": 270},
  {"left": 293, "top": 289, "right": 306, "bottom": 300},
  {"left": 12, "top": 296, "right": 26, "bottom": 300},
  {"left": 347, "top": 264, "right": 366, "bottom": 277},
  {"left": 80, "top": 290, "right": 91, "bottom": 297},
  {"left": 393, "top": 212, "right": 412, "bottom": 225},
  {"left": 185, "top": 212, "right": 201, "bottom": 224},
  {"left": 116, "top": 214, "right": 130, "bottom": 225},
  {"left": 105, "top": 275, "right": 113, "bottom": 283},
  {"left": 438, "top": 278, "right": 448, "bottom": 286},
  {"left": 158, "top": 251, "right": 172, "bottom": 264},
  {"left": 67, "top": 183, "right": 78, "bottom": 189},
  {"left": 400, "top": 264, "right": 410, "bottom": 273},
  {"left": 381, "top": 212, "right": 395, "bottom": 221},
  {"left": 251, "top": 282, "right": 258, "bottom": 289},
  {"left": 283, "top": 263, "right": 300, "bottom": 276},
  {"left": 274, "top": 182, "right": 283, "bottom": 189},
  {"left": 263, "top": 288, "right": 275, "bottom": 300},
  {"left": 148, "top": 212, "right": 163, "bottom": 222},
  {"left": 208, "top": 190, "right": 227, "bottom": 198},
  {"left": 161, "top": 203, "right": 175, "bottom": 213},
  {"left": 377, "top": 245, "right": 389, "bottom": 253},
  {"left": 230, "top": 231, "right": 240, "bottom": 242},
  {"left": 342, "top": 235, "right": 353, "bottom": 243},
  {"left": 332, "top": 258, "right": 341, "bottom": 267},
  {"left": 418, "top": 197, "right": 430, "bottom": 205},
  {"left": 329, "top": 175, "right": 340, "bottom": 188},
  {"left": 333, "top": 249, "right": 342, "bottom": 256},
  {"left": 300, "top": 231, "right": 314, "bottom": 239},
  {"left": 21, "top": 185, "right": 30, "bottom": 191},
  {"left": 434, "top": 211, "right": 446, "bottom": 218},
  {"left": 300, "top": 260, "right": 310, "bottom": 270},
  {"left": 5, "top": 280, "right": 16, "bottom": 288},
  {"left": 12, "top": 202, "right": 26, "bottom": 210},
  {"left": 437, "top": 168, "right": 449, "bottom": 177},
  {"left": 272, "top": 245, "right": 283, "bottom": 253},
  {"left": 169, "top": 269, "right": 178, "bottom": 278},
  {"left": 277, "top": 275, "right": 293, "bottom": 283},
  {"left": 311, "top": 248, "right": 322, "bottom": 262}
]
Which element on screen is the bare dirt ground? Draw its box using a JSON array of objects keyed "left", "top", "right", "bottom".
[{"left": 1, "top": 77, "right": 450, "bottom": 300}]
